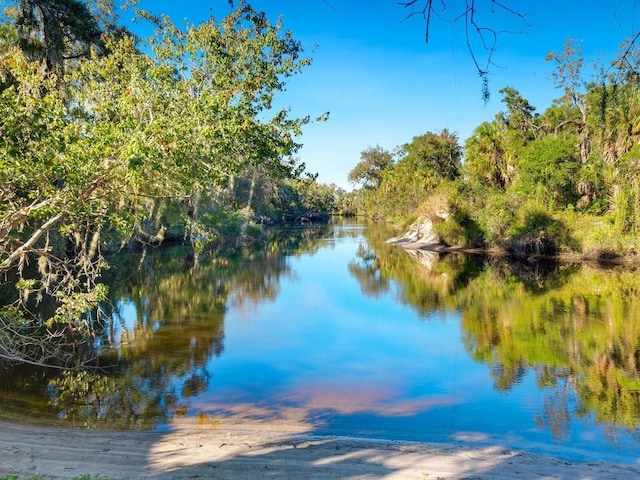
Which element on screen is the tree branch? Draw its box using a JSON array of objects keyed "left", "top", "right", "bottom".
[
  {"left": 399, "top": 0, "right": 530, "bottom": 100},
  {"left": 0, "top": 198, "right": 53, "bottom": 242},
  {"left": 0, "top": 212, "right": 63, "bottom": 271}
]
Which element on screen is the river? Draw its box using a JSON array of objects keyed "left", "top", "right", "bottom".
[{"left": 1, "top": 218, "right": 639, "bottom": 463}]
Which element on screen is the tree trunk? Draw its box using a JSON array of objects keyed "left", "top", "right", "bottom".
[{"left": 235, "top": 169, "right": 257, "bottom": 247}]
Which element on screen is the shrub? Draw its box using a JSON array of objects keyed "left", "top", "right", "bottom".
[{"left": 507, "top": 205, "right": 578, "bottom": 256}]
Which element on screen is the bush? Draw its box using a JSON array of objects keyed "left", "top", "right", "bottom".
[
  {"left": 475, "top": 190, "right": 520, "bottom": 246},
  {"left": 507, "top": 205, "right": 578, "bottom": 256},
  {"left": 435, "top": 211, "right": 485, "bottom": 247},
  {"left": 512, "top": 136, "right": 580, "bottom": 210}
]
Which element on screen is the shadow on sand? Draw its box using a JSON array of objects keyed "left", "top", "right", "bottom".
[{"left": 2, "top": 419, "right": 640, "bottom": 479}]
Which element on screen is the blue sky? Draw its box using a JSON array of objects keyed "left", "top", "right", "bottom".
[{"left": 133, "top": 1, "right": 640, "bottom": 189}]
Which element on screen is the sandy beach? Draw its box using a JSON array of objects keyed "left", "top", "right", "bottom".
[{"left": 1, "top": 417, "right": 639, "bottom": 480}]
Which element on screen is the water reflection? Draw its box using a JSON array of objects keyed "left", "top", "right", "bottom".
[
  {"left": 459, "top": 264, "right": 640, "bottom": 436},
  {"left": 1, "top": 219, "right": 640, "bottom": 460},
  {"left": 362, "top": 228, "right": 640, "bottom": 445}
]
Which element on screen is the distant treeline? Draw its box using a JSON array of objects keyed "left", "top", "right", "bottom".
[{"left": 348, "top": 39, "right": 640, "bottom": 260}]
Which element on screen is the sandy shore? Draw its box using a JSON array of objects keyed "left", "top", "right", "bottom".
[{"left": 1, "top": 418, "right": 639, "bottom": 480}]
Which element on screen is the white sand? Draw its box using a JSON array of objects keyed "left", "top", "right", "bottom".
[{"left": 1, "top": 418, "right": 639, "bottom": 479}]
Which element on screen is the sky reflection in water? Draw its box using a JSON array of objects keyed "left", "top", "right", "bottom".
[
  {"left": 151, "top": 222, "right": 640, "bottom": 463},
  {"left": 3, "top": 220, "right": 640, "bottom": 464}
]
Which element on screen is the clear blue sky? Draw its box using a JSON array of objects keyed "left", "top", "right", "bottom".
[{"left": 132, "top": 1, "right": 639, "bottom": 189}]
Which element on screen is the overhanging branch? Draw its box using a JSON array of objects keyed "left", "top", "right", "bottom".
[
  {"left": 0, "top": 212, "right": 64, "bottom": 271},
  {"left": 399, "top": 0, "right": 530, "bottom": 100}
]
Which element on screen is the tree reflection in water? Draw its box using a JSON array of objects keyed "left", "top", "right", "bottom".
[
  {"left": 0, "top": 225, "right": 332, "bottom": 429},
  {"left": 361, "top": 225, "right": 640, "bottom": 440},
  {"left": 1, "top": 220, "right": 640, "bottom": 447}
]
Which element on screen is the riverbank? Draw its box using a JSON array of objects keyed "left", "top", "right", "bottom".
[
  {"left": 1, "top": 419, "right": 639, "bottom": 479},
  {"left": 385, "top": 222, "right": 640, "bottom": 266}
]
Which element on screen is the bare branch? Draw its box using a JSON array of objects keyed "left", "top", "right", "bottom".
[
  {"left": 399, "top": 0, "right": 530, "bottom": 100},
  {"left": 0, "top": 312, "right": 99, "bottom": 371},
  {"left": 399, "top": 0, "right": 445, "bottom": 43}
]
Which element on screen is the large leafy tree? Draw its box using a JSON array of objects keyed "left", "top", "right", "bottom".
[
  {"left": 399, "top": 128, "right": 462, "bottom": 183},
  {"left": 0, "top": 2, "right": 316, "bottom": 368},
  {"left": 365, "top": 129, "right": 461, "bottom": 216},
  {"left": 348, "top": 145, "right": 394, "bottom": 190},
  {"left": 512, "top": 136, "right": 581, "bottom": 210},
  {"left": 495, "top": 86, "right": 539, "bottom": 143}
]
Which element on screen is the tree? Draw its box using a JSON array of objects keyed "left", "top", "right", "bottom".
[
  {"left": 367, "top": 129, "right": 462, "bottom": 216},
  {"left": 348, "top": 145, "right": 394, "bottom": 189},
  {"left": 546, "top": 39, "right": 593, "bottom": 164},
  {"left": 496, "top": 86, "right": 539, "bottom": 141},
  {"left": 464, "top": 121, "right": 511, "bottom": 189},
  {"left": 400, "top": 128, "right": 462, "bottom": 183},
  {"left": 585, "top": 38, "right": 640, "bottom": 165},
  {"left": 0, "top": 21, "right": 18, "bottom": 48},
  {"left": 512, "top": 136, "right": 580, "bottom": 209},
  {"left": 4, "top": 0, "right": 122, "bottom": 77},
  {"left": 579, "top": 39, "right": 640, "bottom": 215},
  {"left": 0, "top": 2, "right": 316, "bottom": 368}
]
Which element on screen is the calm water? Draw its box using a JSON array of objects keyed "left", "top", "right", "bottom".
[{"left": 2, "top": 218, "right": 640, "bottom": 463}]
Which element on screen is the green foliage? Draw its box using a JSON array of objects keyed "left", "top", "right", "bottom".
[
  {"left": 4, "top": 0, "right": 123, "bottom": 79},
  {"left": 611, "top": 146, "right": 640, "bottom": 235},
  {"left": 496, "top": 86, "right": 539, "bottom": 142},
  {"left": 421, "top": 181, "right": 485, "bottom": 247},
  {"left": 464, "top": 121, "right": 511, "bottom": 189},
  {"left": 0, "top": 23, "right": 18, "bottom": 48},
  {"left": 475, "top": 189, "right": 520, "bottom": 246},
  {"left": 0, "top": 2, "right": 323, "bottom": 368},
  {"left": 575, "top": 157, "right": 607, "bottom": 212},
  {"left": 512, "top": 136, "right": 580, "bottom": 210},
  {"left": 0, "top": 476, "right": 39, "bottom": 480},
  {"left": 435, "top": 210, "right": 484, "bottom": 247},
  {"left": 507, "top": 204, "right": 578, "bottom": 256},
  {"left": 400, "top": 128, "right": 462, "bottom": 184},
  {"left": 348, "top": 145, "right": 394, "bottom": 189},
  {"left": 200, "top": 203, "right": 245, "bottom": 238},
  {"left": 351, "top": 129, "right": 462, "bottom": 221},
  {"left": 351, "top": 34, "right": 640, "bottom": 256},
  {"left": 266, "top": 178, "right": 341, "bottom": 221}
]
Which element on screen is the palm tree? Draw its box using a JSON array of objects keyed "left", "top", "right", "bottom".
[{"left": 464, "top": 121, "right": 512, "bottom": 189}]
